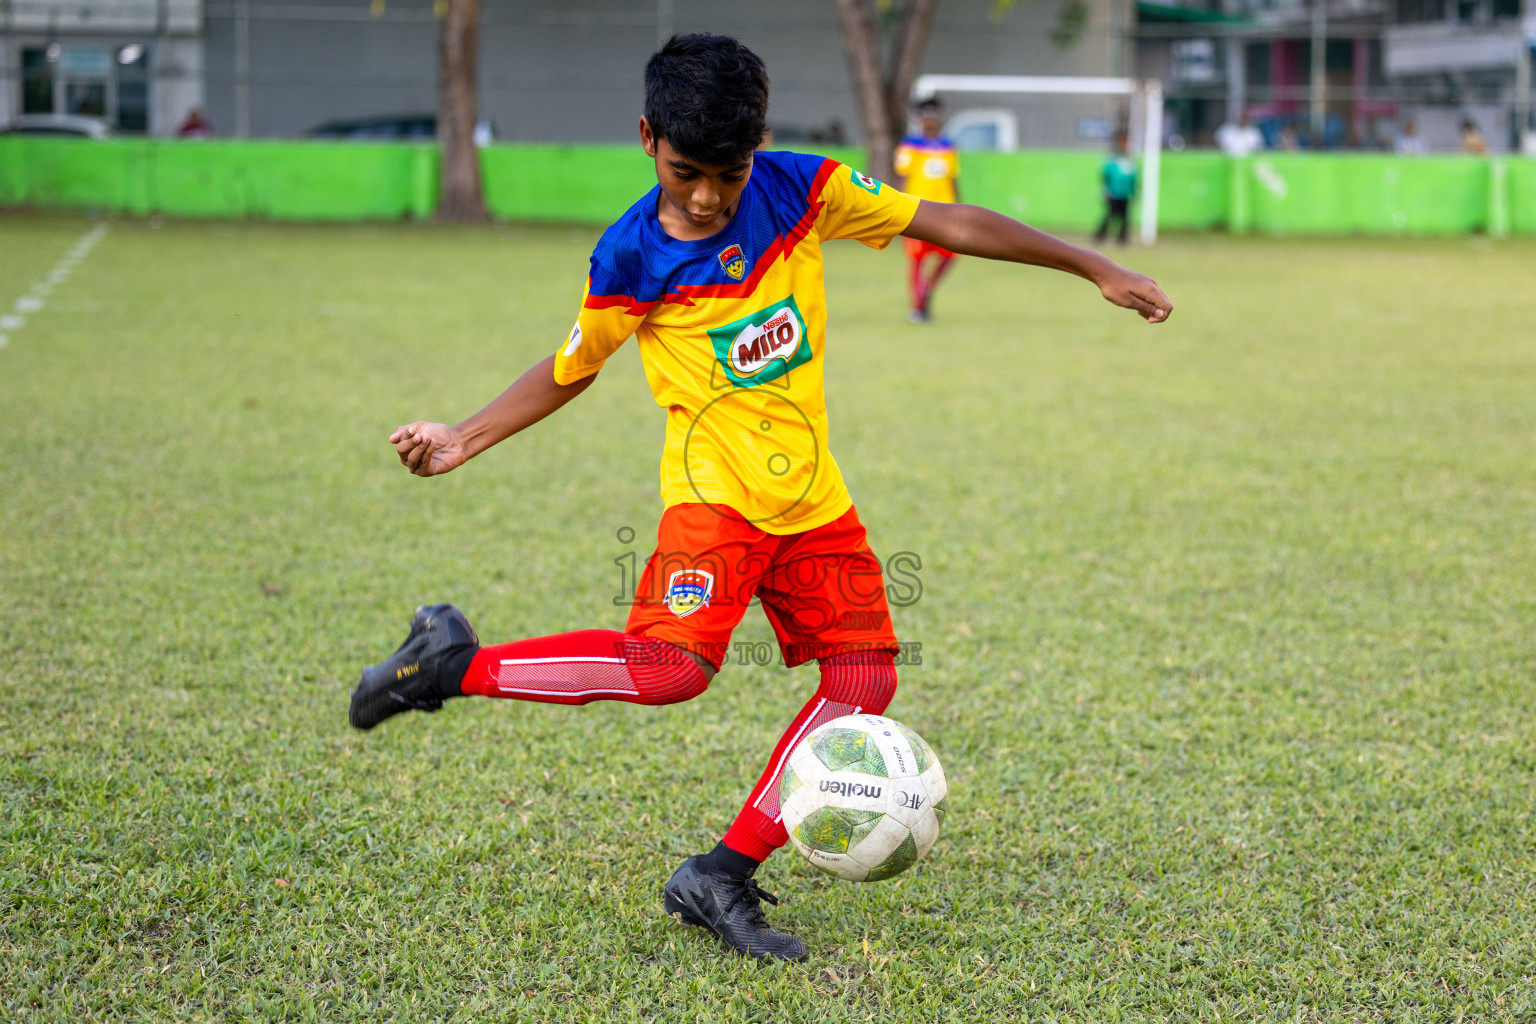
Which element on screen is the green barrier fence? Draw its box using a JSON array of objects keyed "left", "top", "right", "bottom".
[
  {"left": 1237, "top": 154, "right": 1491, "bottom": 236},
  {"left": 956, "top": 148, "right": 1234, "bottom": 233},
  {"left": 478, "top": 144, "right": 864, "bottom": 224},
  {"left": 1, "top": 135, "right": 1531, "bottom": 236},
  {"left": 0, "top": 138, "right": 437, "bottom": 220}
]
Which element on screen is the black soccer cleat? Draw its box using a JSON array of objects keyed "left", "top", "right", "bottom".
[
  {"left": 662, "top": 855, "right": 808, "bottom": 962},
  {"left": 349, "top": 603, "right": 478, "bottom": 730}
]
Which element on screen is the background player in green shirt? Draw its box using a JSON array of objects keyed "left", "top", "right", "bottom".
[{"left": 1096, "top": 130, "right": 1139, "bottom": 246}]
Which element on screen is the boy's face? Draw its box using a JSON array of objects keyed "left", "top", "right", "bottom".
[
  {"left": 641, "top": 117, "right": 753, "bottom": 234},
  {"left": 919, "top": 109, "right": 942, "bottom": 137}
]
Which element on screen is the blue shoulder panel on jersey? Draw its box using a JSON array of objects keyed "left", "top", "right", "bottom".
[
  {"left": 584, "top": 150, "right": 835, "bottom": 309},
  {"left": 585, "top": 192, "right": 663, "bottom": 309}
]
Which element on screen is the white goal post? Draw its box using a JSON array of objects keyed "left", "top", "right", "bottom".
[{"left": 912, "top": 74, "right": 1164, "bottom": 245}]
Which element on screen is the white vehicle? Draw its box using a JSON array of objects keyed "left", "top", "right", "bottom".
[
  {"left": 942, "top": 108, "right": 1019, "bottom": 152},
  {"left": 0, "top": 114, "right": 112, "bottom": 138}
]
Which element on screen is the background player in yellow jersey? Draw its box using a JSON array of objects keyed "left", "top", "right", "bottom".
[
  {"left": 349, "top": 33, "right": 1171, "bottom": 963},
  {"left": 893, "top": 98, "right": 961, "bottom": 322}
]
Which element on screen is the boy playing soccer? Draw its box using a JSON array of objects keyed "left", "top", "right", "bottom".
[
  {"left": 350, "top": 34, "right": 1171, "bottom": 962},
  {"left": 893, "top": 97, "right": 960, "bottom": 322}
]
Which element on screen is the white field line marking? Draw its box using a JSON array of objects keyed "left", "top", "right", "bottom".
[{"left": 0, "top": 222, "right": 108, "bottom": 349}]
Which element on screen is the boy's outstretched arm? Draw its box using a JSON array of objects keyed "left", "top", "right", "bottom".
[
  {"left": 903, "top": 200, "right": 1172, "bottom": 322},
  {"left": 390, "top": 355, "right": 598, "bottom": 477}
]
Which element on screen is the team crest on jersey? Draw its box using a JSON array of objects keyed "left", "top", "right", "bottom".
[
  {"left": 851, "top": 170, "right": 883, "bottom": 194},
  {"left": 706, "top": 296, "right": 813, "bottom": 389},
  {"left": 665, "top": 569, "right": 714, "bottom": 618},
  {"left": 716, "top": 243, "right": 748, "bottom": 281}
]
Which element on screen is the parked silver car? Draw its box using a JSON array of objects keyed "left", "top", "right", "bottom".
[{"left": 0, "top": 114, "right": 112, "bottom": 138}]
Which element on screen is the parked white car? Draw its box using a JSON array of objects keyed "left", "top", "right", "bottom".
[
  {"left": 943, "top": 109, "right": 1018, "bottom": 152},
  {"left": 0, "top": 114, "right": 112, "bottom": 138}
]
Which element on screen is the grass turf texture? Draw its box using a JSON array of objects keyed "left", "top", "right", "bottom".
[{"left": 2, "top": 212, "right": 1534, "bottom": 1022}]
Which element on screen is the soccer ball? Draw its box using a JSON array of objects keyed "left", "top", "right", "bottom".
[{"left": 778, "top": 714, "right": 947, "bottom": 881}]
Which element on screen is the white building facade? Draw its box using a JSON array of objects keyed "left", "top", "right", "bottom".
[
  {"left": 4, "top": 0, "right": 1136, "bottom": 143},
  {"left": 0, "top": 0, "right": 205, "bottom": 133}
]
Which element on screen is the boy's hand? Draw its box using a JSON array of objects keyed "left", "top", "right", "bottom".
[
  {"left": 390, "top": 421, "right": 467, "bottom": 477},
  {"left": 1096, "top": 266, "right": 1172, "bottom": 323}
]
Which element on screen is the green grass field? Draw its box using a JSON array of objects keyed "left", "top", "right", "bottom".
[{"left": 2, "top": 212, "right": 1534, "bottom": 1022}]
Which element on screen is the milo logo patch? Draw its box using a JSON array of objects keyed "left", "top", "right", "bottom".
[
  {"left": 708, "top": 296, "right": 813, "bottom": 388},
  {"left": 731, "top": 308, "right": 800, "bottom": 375}
]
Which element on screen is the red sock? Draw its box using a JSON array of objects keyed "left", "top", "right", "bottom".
[
  {"left": 721, "top": 650, "right": 898, "bottom": 862},
  {"left": 461, "top": 630, "right": 708, "bottom": 707},
  {"left": 927, "top": 252, "right": 955, "bottom": 301},
  {"left": 907, "top": 252, "right": 925, "bottom": 309}
]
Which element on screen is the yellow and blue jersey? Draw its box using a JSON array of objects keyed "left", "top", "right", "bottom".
[
  {"left": 893, "top": 135, "right": 959, "bottom": 204},
  {"left": 554, "top": 151, "right": 920, "bottom": 534}
]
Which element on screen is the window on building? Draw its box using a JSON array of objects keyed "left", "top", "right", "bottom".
[
  {"left": 22, "top": 48, "right": 56, "bottom": 114},
  {"left": 65, "top": 81, "right": 107, "bottom": 117},
  {"left": 1395, "top": 0, "right": 1446, "bottom": 23},
  {"left": 1325, "top": 39, "right": 1353, "bottom": 72},
  {"left": 116, "top": 45, "right": 149, "bottom": 132},
  {"left": 1245, "top": 42, "right": 1270, "bottom": 90}
]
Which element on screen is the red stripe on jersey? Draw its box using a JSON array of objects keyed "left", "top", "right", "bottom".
[{"left": 583, "top": 293, "right": 658, "bottom": 317}]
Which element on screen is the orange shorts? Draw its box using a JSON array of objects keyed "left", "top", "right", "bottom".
[
  {"left": 625, "top": 503, "right": 901, "bottom": 669},
  {"left": 904, "top": 237, "right": 955, "bottom": 260}
]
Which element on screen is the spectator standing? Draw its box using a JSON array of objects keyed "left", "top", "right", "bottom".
[
  {"left": 1094, "top": 131, "right": 1138, "bottom": 247},
  {"left": 1394, "top": 119, "right": 1427, "bottom": 154},
  {"left": 1459, "top": 118, "right": 1488, "bottom": 155},
  {"left": 177, "top": 108, "right": 213, "bottom": 139},
  {"left": 1215, "top": 113, "right": 1265, "bottom": 157}
]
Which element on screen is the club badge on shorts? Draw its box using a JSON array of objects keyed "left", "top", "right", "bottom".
[
  {"left": 665, "top": 569, "right": 714, "bottom": 618},
  {"left": 717, "top": 243, "right": 747, "bottom": 281}
]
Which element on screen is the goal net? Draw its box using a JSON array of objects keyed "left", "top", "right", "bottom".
[{"left": 912, "top": 74, "right": 1165, "bottom": 244}]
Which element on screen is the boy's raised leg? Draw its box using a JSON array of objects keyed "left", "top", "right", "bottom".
[
  {"left": 351, "top": 617, "right": 712, "bottom": 729},
  {"left": 459, "top": 630, "right": 709, "bottom": 705}
]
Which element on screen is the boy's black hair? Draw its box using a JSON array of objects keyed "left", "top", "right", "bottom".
[
  {"left": 645, "top": 34, "right": 769, "bottom": 166},
  {"left": 914, "top": 97, "right": 943, "bottom": 115}
]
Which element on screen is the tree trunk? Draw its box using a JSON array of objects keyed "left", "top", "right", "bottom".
[
  {"left": 834, "top": 0, "right": 939, "bottom": 182},
  {"left": 835, "top": 0, "right": 898, "bottom": 180},
  {"left": 886, "top": 0, "right": 937, "bottom": 141},
  {"left": 436, "top": 0, "right": 487, "bottom": 222}
]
